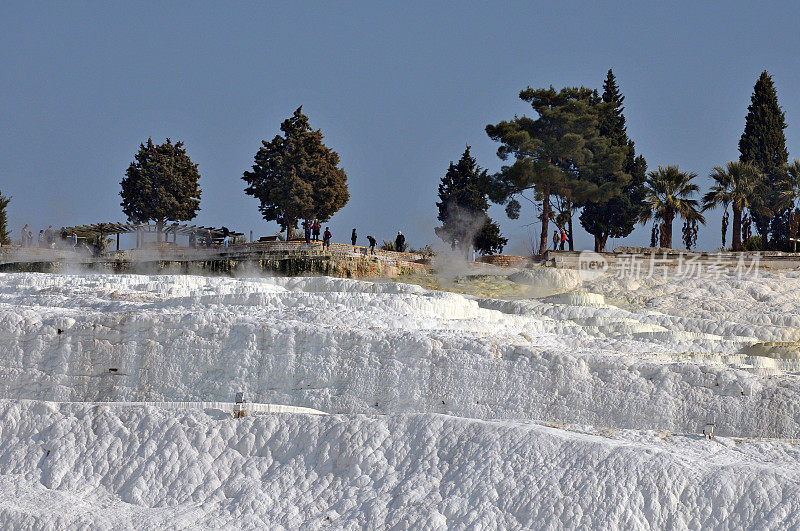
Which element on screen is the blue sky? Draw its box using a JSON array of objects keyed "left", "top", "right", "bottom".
[{"left": 2, "top": 2, "right": 799, "bottom": 252}]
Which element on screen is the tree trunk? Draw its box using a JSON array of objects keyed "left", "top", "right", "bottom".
[
  {"left": 594, "top": 233, "right": 608, "bottom": 253},
  {"left": 660, "top": 210, "right": 674, "bottom": 248},
  {"left": 156, "top": 221, "right": 163, "bottom": 243},
  {"left": 732, "top": 204, "right": 743, "bottom": 252},
  {"left": 538, "top": 188, "right": 551, "bottom": 256},
  {"left": 286, "top": 219, "right": 295, "bottom": 241},
  {"left": 567, "top": 202, "right": 574, "bottom": 251},
  {"left": 456, "top": 239, "right": 469, "bottom": 260}
]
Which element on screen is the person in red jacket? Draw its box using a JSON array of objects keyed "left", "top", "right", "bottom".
[{"left": 312, "top": 219, "right": 321, "bottom": 242}]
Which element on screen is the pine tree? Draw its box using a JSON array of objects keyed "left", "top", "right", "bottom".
[
  {"left": 739, "top": 71, "right": 788, "bottom": 246},
  {"left": 0, "top": 191, "right": 10, "bottom": 245},
  {"left": 120, "top": 138, "right": 202, "bottom": 240},
  {"left": 486, "top": 86, "right": 617, "bottom": 255},
  {"left": 243, "top": 107, "right": 349, "bottom": 240},
  {"left": 435, "top": 146, "right": 506, "bottom": 256},
  {"left": 579, "top": 69, "right": 648, "bottom": 252}
]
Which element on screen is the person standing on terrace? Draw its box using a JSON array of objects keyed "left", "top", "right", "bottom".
[
  {"left": 322, "top": 227, "right": 331, "bottom": 250},
  {"left": 395, "top": 231, "right": 405, "bottom": 253},
  {"left": 312, "top": 219, "right": 321, "bottom": 242}
]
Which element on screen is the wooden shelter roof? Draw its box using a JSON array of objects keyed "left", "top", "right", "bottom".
[{"left": 64, "top": 223, "right": 243, "bottom": 237}]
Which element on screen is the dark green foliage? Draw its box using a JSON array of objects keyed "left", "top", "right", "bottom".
[
  {"left": 739, "top": 71, "right": 788, "bottom": 176},
  {"left": 504, "top": 199, "right": 521, "bottom": 220},
  {"left": 770, "top": 209, "right": 792, "bottom": 249},
  {"left": 743, "top": 235, "right": 763, "bottom": 251},
  {"left": 643, "top": 166, "right": 704, "bottom": 248},
  {"left": 702, "top": 161, "right": 762, "bottom": 251},
  {"left": 597, "top": 69, "right": 627, "bottom": 146},
  {"left": 682, "top": 218, "right": 699, "bottom": 250},
  {"left": 243, "top": 107, "right": 349, "bottom": 240},
  {"left": 742, "top": 212, "right": 752, "bottom": 241},
  {"left": 435, "top": 146, "right": 506, "bottom": 256},
  {"left": 120, "top": 138, "right": 202, "bottom": 231},
  {"left": 486, "top": 86, "right": 621, "bottom": 255},
  {"left": 773, "top": 161, "right": 800, "bottom": 249},
  {"left": 739, "top": 71, "right": 788, "bottom": 245},
  {"left": 650, "top": 221, "right": 659, "bottom": 248},
  {"left": 579, "top": 69, "right": 648, "bottom": 252},
  {"left": 721, "top": 210, "right": 729, "bottom": 248},
  {"left": 473, "top": 219, "right": 507, "bottom": 255},
  {"left": 0, "top": 191, "right": 10, "bottom": 245}
]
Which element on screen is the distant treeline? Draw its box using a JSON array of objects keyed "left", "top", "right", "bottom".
[
  {"left": 3, "top": 72, "right": 794, "bottom": 255},
  {"left": 436, "top": 69, "right": 798, "bottom": 255}
]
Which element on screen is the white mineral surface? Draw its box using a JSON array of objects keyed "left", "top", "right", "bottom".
[{"left": 1, "top": 270, "right": 799, "bottom": 528}]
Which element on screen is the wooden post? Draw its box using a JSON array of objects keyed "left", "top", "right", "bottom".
[{"left": 116, "top": 233, "right": 120, "bottom": 251}]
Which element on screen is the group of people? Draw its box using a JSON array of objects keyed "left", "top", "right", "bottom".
[
  {"left": 20, "top": 224, "right": 78, "bottom": 249},
  {"left": 189, "top": 229, "right": 223, "bottom": 249},
  {"left": 552, "top": 228, "right": 568, "bottom": 250},
  {"left": 188, "top": 229, "right": 231, "bottom": 249},
  {"left": 303, "top": 219, "right": 331, "bottom": 249},
  {"left": 301, "top": 218, "right": 406, "bottom": 255}
]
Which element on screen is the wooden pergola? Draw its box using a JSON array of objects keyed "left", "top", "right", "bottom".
[{"left": 64, "top": 223, "right": 244, "bottom": 251}]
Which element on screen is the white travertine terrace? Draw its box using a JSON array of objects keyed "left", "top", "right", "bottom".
[{"left": 1, "top": 270, "right": 800, "bottom": 527}]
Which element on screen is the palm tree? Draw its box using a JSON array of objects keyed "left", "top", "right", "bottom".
[
  {"left": 776, "top": 160, "right": 800, "bottom": 211},
  {"left": 643, "top": 165, "right": 705, "bottom": 248},
  {"left": 703, "top": 161, "right": 762, "bottom": 252},
  {"left": 776, "top": 160, "right": 800, "bottom": 247}
]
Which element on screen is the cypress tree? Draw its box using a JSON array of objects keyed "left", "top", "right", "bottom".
[
  {"left": 598, "top": 69, "right": 627, "bottom": 146},
  {"left": 739, "top": 71, "right": 788, "bottom": 245},
  {"left": 579, "top": 69, "right": 648, "bottom": 252},
  {"left": 473, "top": 219, "right": 506, "bottom": 256},
  {"left": 435, "top": 146, "right": 507, "bottom": 256},
  {"left": 120, "top": 138, "right": 202, "bottom": 240},
  {"left": 0, "top": 191, "right": 10, "bottom": 245},
  {"left": 243, "top": 107, "right": 349, "bottom": 240}
]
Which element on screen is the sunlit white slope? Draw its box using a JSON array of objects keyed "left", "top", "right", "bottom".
[
  {"left": 1, "top": 272, "right": 800, "bottom": 437},
  {"left": 0, "top": 401, "right": 798, "bottom": 529}
]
